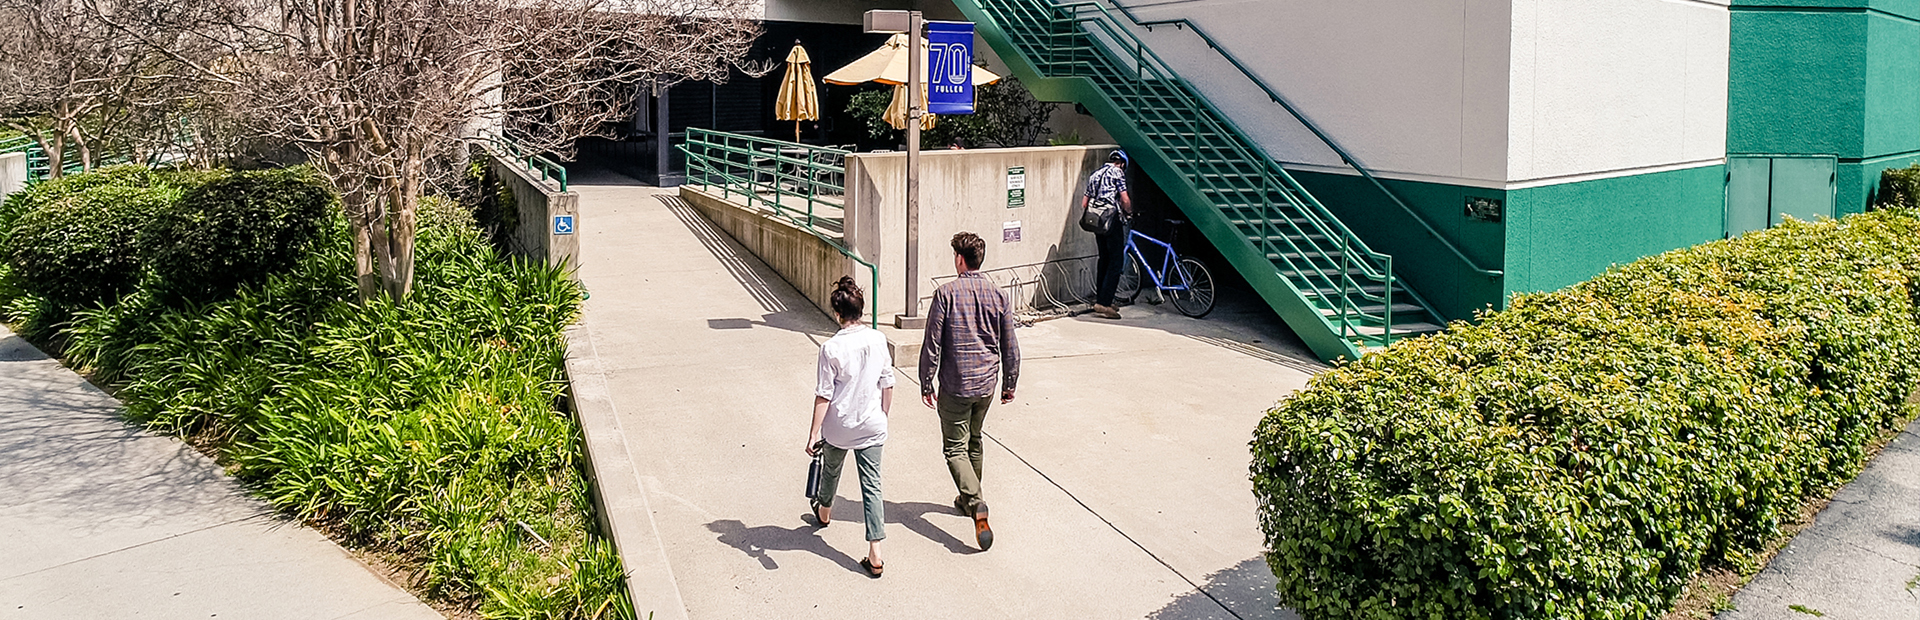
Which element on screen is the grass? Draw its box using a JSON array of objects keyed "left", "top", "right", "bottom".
[
  {"left": 1789, "top": 604, "right": 1825, "bottom": 616},
  {"left": 0, "top": 194, "right": 628, "bottom": 619}
]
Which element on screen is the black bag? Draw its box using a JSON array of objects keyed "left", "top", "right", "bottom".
[
  {"left": 1080, "top": 197, "right": 1119, "bottom": 235},
  {"left": 805, "top": 440, "right": 825, "bottom": 498}
]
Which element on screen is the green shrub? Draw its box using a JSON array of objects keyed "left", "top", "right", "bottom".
[
  {"left": 1250, "top": 211, "right": 1920, "bottom": 619},
  {"left": 1878, "top": 164, "right": 1920, "bottom": 209},
  {"left": 144, "top": 168, "right": 334, "bottom": 303},
  {"left": 0, "top": 165, "right": 174, "bottom": 247},
  {"left": 6, "top": 184, "right": 181, "bottom": 308},
  {"left": 82, "top": 199, "right": 627, "bottom": 619}
]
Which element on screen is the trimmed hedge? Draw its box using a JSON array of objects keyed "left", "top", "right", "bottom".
[
  {"left": 7, "top": 184, "right": 181, "bottom": 308},
  {"left": 144, "top": 168, "right": 334, "bottom": 303},
  {"left": 1, "top": 166, "right": 332, "bottom": 309},
  {"left": 1251, "top": 211, "right": 1920, "bottom": 619}
]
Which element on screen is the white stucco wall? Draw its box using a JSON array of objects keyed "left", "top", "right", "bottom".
[
  {"left": 0, "top": 152, "right": 26, "bottom": 202},
  {"left": 1122, "top": 0, "right": 1514, "bottom": 188},
  {"left": 1039, "top": 0, "right": 1729, "bottom": 189},
  {"left": 1506, "top": 0, "right": 1729, "bottom": 187}
]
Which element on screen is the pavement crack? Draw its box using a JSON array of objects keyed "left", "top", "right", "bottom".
[{"left": 983, "top": 431, "right": 1250, "bottom": 620}]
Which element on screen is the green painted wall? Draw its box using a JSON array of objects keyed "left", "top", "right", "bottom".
[
  {"left": 1730, "top": 0, "right": 1920, "bottom": 214},
  {"left": 1503, "top": 165, "right": 1728, "bottom": 297},
  {"left": 1288, "top": 170, "right": 1506, "bottom": 322}
]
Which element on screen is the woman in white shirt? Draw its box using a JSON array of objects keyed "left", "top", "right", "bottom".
[{"left": 808, "top": 276, "right": 895, "bottom": 577}]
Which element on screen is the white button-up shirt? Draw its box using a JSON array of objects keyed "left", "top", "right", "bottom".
[{"left": 815, "top": 324, "right": 895, "bottom": 450}]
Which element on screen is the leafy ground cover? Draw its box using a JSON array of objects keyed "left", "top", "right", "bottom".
[
  {"left": 0, "top": 168, "right": 629, "bottom": 619},
  {"left": 1252, "top": 210, "right": 1920, "bottom": 619}
]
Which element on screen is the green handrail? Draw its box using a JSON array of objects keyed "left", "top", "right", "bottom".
[
  {"left": 474, "top": 128, "right": 570, "bottom": 192},
  {"left": 677, "top": 128, "right": 878, "bottom": 328},
  {"left": 1040, "top": 1, "right": 1403, "bottom": 339},
  {"left": 1107, "top": 5, "right": 1502, "bottom": 279},
  {"left": 975, "top": 0, "right": 1446, "bottom": 346},
  {"left": 677, "top": 128, "right": 850, "bottom": 234}
]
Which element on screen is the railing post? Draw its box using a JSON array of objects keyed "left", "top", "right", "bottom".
[{"left": 1382, "top": 257, "right": 1395, "bottom": 348}]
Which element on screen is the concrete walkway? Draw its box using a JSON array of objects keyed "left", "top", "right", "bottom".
[
  {"left": 569, "top": 167, "right": 1319, "bottom": 619},
  {"left": 0, "top": 327, "right": 442, "bottom": 620},
  {"left": 1722, "top": 421, "right": 1920, "bottom": 619}
]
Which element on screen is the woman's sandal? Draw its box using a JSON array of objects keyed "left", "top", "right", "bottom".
[
  {"left": 860, "top": 558, "right": 885, "bottom": 578},
  {"left": 809, "top": 499, "right": 830, "bottom": 527}
]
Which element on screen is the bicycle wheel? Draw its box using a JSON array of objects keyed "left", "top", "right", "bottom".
[
  {"left": 1114, "top": 255, "right": 1144, "bottom": 303},
  {"left": 1169, "top": 257, "right": 1216, "bottom": 318}
]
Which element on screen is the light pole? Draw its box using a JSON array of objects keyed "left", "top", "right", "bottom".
[{"left": 865, "top": 9, "right": 924, "bottom": 328}]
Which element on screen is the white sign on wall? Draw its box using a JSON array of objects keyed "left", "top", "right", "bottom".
[{"left": 1002, "top": 220, "right": 1022, "bottom": 243}]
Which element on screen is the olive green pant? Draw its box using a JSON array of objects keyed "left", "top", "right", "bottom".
[{"left": 937, "top": 393, "right": 994, "bottom": 508}]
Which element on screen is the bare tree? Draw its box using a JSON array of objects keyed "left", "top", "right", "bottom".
[
  {"left": 0, "top": 0, "right": 159, "bottom": 177},
  {"left": 98, "top": 0, "right": 763, "bottom": 300}
]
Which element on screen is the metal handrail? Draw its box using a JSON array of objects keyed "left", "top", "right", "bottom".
[
  {"left": 1039, "top": 1, "right": 1399, "bottom": 338},
  {"left": 677, "top": 128, "right": 850, "bottom": 234},
  {"left": 474, "top": 128, "right": 570, "bottom": 192},
  {"left": 676, "top": 128, "right": 879, "bottom": 328},
  {"left": 978, "top": 0, "right": 1427, "bottom": 344},
  {"left": 1070, "top": 0, "right": 1501, "bottom": 279}
]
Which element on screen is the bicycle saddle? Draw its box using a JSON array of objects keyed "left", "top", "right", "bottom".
[{"left": 1165, "top": 219, "right": 1188, "bottom": 227}]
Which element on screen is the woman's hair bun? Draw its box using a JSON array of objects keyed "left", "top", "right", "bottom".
[{"left": 835, "top": 275, "right": 858, "bottom": 291}]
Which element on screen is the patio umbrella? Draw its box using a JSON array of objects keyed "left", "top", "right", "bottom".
[
  {"left": 822, "top": 34, "right": 1003, "bottom": 87},
  {"left": 826, "top": 34, "right": 1001, "bottom": 133},
  {"left": 883, "top": 82, "right": 936, "bottom": 131},
  {"left": 773, "top": 43, "right": 818, "bottom": 142}
]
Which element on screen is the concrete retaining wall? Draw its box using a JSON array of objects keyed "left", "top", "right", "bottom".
[
  {"left": 0, "top": 152, "right": 26, "bottom": 201},
  {"left": 846, "top": 145, "right": 1115, "bottom": 317},
  {"left": 680, "top": 186, "right": 858, "bottom": 318},
  {"left": 488, "top": 153, "right": 580, "bottom": 270}
]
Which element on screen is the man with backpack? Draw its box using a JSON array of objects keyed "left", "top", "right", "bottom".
[{"left": 1081, "top": 150, "right": 1133, "bottom": 319}]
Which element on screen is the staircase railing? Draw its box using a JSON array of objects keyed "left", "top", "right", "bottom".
[
  {"left": 994, "top": 0, "right": 1408, "bottom": 343},
  {"left": 1095, "top": 3, "right": 1503, "bottom": 279}
]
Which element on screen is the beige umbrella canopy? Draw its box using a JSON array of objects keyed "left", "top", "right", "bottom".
[
  {"left": 774, "top": 44, "right": 818, "bottom": 142},
  {"left": 823, "top": 33, "right": 1003, "bottom": 87},
  {"left": 825, "top": 33, "right": 1001, "bottom": 132}
]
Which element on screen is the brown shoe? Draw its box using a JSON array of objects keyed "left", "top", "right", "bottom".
[
  {"left": 1094, "top": 304, "right": 1122, "bottom": 319},
  {"left": 954, "top": 495, "right": 973, "bottom": 516},
  {"left": 973, "top": 500, "right": 993, "bottom": 551}
]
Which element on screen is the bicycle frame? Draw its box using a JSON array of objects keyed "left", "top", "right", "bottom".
[{"left": 1125, "top": 229, "right": 1190, "bottom": 292}]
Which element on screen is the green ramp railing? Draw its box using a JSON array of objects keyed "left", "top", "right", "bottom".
[
  {"left": 474, "top": 128, "right": 570, "bottom": 192},
  {"left": 678, "top": 128, "right": 849, "bottom": 236},
  {"left": 677, "top": 128, "right": 879, "bottom": 328}
]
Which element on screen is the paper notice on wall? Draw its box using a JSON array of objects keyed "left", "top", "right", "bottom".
[
  {"left": 1007, "top": 166, "right": 1026, "bottom": 208},
  {"left": 1003, "top": 220, "right": 1022, "bottom": 243}
]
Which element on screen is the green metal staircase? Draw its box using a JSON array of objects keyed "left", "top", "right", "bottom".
[{"left": 954, "top": 0, "right": 1464, "bottom": 361}]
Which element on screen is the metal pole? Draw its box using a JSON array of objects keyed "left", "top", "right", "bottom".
[{"left": 904, "top": 10, "right": 923, "bottom": 321}]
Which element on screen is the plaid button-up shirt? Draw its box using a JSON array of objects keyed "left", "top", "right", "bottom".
[
  {"left": 1084, "top": 163, "right": 1129, "bottom": 205},
  {"left": 918, "top": 272, "right": 1020, "bottom": 398}
]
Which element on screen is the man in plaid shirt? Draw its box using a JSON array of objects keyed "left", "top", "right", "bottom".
[
  {"left": 1082, "top": 150, "right": 1133, "bottom": 319},
  {"left": 919, "top": 231, "right": 1020, "bottom": 551}
]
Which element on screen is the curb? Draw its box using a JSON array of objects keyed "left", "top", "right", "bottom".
[{"left": 564, "top": 324, "right": 689, "bottom": 620}]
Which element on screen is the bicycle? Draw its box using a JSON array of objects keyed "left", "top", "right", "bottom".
[{"left": 1112, "top": 219, "right": 1217, "bottom": 318}]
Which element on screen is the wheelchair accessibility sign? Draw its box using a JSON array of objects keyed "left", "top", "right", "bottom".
[{"left": 553, "top": 215, "right": 575, "bottom": 235}]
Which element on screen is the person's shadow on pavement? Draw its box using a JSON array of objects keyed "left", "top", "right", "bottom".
[
  {"left": 706, "top": 519, "right": 861, "bottom": 572},
  {"left": 884, "top": 500, "right": 980, "bottom": 555},
  {"left": 707, "top": 500, "right": 980, "bottom": 574}
]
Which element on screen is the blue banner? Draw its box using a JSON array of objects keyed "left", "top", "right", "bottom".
[{"left": 927, "top": 21, "right": 976, "bottom": 115}]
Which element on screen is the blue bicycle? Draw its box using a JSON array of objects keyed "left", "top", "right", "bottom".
[{"left": 1114, "top": 220, "right": 1217, "bottom": 318}]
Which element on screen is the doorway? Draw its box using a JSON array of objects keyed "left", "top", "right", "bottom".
[{"left": 1726, "top": 155, "right": 1836, "bottom": 237}]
